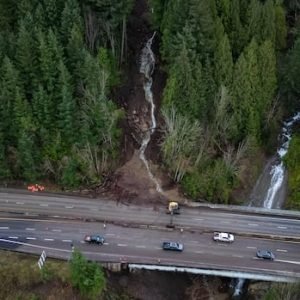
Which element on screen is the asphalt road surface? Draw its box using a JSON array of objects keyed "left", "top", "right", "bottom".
[
  {"left": 0, "top": 191, "right": 300, "bottom": 240},
  {"left": 0, "top": 217, "right": 300, "bottom": 279}
]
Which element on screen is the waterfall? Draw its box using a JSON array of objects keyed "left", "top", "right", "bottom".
[
  {"left": 139, "top": 33, "right": 162, "bottom": 193},
  {"left": 232, "top": 278, "right": 245, "bottom": 298},
  {"left": 263, "top": 112, "right": 300, "bottom": 208},
  {"left": 233, "top": 112, "right": 300, "bottom": 297}
]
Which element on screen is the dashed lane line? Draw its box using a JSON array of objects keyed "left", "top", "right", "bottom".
[
  {"left": 247, "top": 246, "right": 257, "bottom": 249},
  {"left": 277, "top": 226, "right": 287, "bottom": 229},
  {"left": 103, "top": 242, "right": 109, "bottom": 246},
  {"left": 16, "top": 202, "right": 24, "bottom": 205},
  {"left": 52, "top": 229, "right": 61, "bottom": 232},
  {"left": 232, "top": 254, "right": 244, "bottom": 258},
  {"left": 105, "top": 233, "right": 115, "bottom": 236},
  {"left": 276, "top": 249, "right": 288, "bottom": 253},
  {"left": 275, "top": 259, "right": 300, "bottom": 265},
  {"left": 39, "top": 204, "right": 49, "bottom": 207},
  {"left": 62, "top": 240, "right": 72, "bottom": 243},
  {"left": 117, "top": 244, "right": 127, "bottom": 247},
  {"left": 9, "top": 236, "right": 18, "bottom": 239},
  {"left": 0, "top": 227, "right": 9, "bottom": 229},
  {"left": 26, "top": 228, "right": 35, "bottom": 231},
  {"left": 26, "top": 237, "right": 36, "bottom": 240},
  {"left": 136, "top": 245, "right": 146, "bottom": 248},
  {"left": 248, "top": 223, "right": 258, "bottom": 226},
  {"left": 44, "top": 238, "right": 54, "bottom": 241},
  {"left": 65, "top": 206, "right": 74, "bottom": 209}
]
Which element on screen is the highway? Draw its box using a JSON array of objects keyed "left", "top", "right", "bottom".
[
  {"left": 0, "top": 217, "right": 300, "bottom": 280},
  {"left": 0, "top": 191, "right": 300, "bottom": 240}
]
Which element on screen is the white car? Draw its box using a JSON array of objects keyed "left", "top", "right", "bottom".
[{"left": 213, "top": 232, "right": 234, "bottom": 243}]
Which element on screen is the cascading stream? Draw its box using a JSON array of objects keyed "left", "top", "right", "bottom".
[
  {"left": 263, "top": 112, "right": 300, "bottom": 208},
  {"left": 233, "top": 112, "right": 300, "bottom": 297},
  {"left": 139, "top": 33, "right": 162, "bottom": 193}
]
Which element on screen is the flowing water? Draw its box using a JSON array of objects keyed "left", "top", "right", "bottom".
[
  {"left": 249, "top": 112, "right": 300, "bottom": 209},
  {"left": 139, "top": 33, "right": 162, "bottom": 193},
  {"left": 233, "top": 112, "right": 300, "bottom": 297}
]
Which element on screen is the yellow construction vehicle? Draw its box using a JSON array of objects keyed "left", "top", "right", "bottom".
[{"left": 166, "top": 201, "right": 181, "bottom": 215}]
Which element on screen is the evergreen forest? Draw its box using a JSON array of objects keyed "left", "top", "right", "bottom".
[
  {"left": 0, "top": 0, "right": 133, "bottom": 186},
  {"left": 0, "top": 0, "right": 299, "bottom": 206}
]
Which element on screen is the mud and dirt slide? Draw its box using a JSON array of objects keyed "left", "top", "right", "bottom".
[{"left": 110, "top": 0, "right": 170, "bottom": 204}]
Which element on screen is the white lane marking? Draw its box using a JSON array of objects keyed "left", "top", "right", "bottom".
[
  {"left": 275, "top": 259, "right": 300, "bottom": 265},
  {"left": 232, "top": 254, "right": 244, "bottom": 258},
  {"left": 278, "top": 226, "right": 287, "bottom": 229},
  {"left": 103, "top": 242, "right": 109, "bottom": 246},
  {"left": 220, "top": 221, "right": 230, "bottom": 224},
  {"left": 117, "top": 244, "right": 127, "bottom": 247},
  {"left": 16, "top": 202, "right": 24, "bottom": 205},
  {"left": 105, "top": 233, "right": 115, "bottom": 236},
  {"left": 44, "top": 238, "right": 54, "bottom": 241},
  {"left": 80, "top": 241, "right": 85, "bottom": 244},
  {"left": 247, "top": 246, "right": 256, "bottom": 249},
  {"left": 195, "top": 251, "right": 204, "bottom": 254},
  {"left": 136, "top": 245, "right": 146, "bottom": 248},
  {"left": 52, "top": 229, "right": 61, "bottom": 232},
  {"left": 62, "top": 240, "right": 72, "bottom": 242},
  {"left": 9, "top": 236, "right": 18, "bottom": 239},
  {"left": 40, "top": 204, "right": 48, "bottom": 207},
  {"left": 276, "top": 249, "right": 288, "bottom": 253},
  {"left": 193, "top": 218, "right": 204, "bottom": 221},
  {"left": 0, "top": 227, "right": 9, "bottom": 229},
  {"left": 248, "top": 223, "right": 258, "bottom": 226},
  {"left": 65, "top": 206, "right": 74, "bottom": 209},
  {"left": 4, "top": 238, "right": 297, "bottom": 273},
  {"left": 26, "top": 228, "right": 35, "bottom": 231},
  {"left": 26, "top": 237, "right": 36, "bottom": 240}
]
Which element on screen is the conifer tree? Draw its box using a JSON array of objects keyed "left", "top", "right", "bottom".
[
  {"left": 275, "top": 3, "right": 287, "bottom": 50},
  {"left": 189, "top": 0, "right": 217, "bottom": 60},
  {"left": 15, "top": 16, "right": 38, "bottom": 98},
  {"left": 61, "top": 0, "right": 83, "bottom": 44},
  {"left": 230, "top": 0, "right": 246, "bottom": 59},
  {"left": 0, "top": 57, "right": 19, "bottom": 142},
  {"left": 258, "top": 40, "right": 277, "bottom": 116},
  {"left": 247, "top": 0, "right": 262, "bottom": 42},
  {"left": 57, "top": 61, "right": 75, "bottom": 144},
  {"left": 232, "top": 53, "right": 251, "bottom": 141},
  {"left": 244, "top": 39, "right": 261, "bottom": 138},
  {"left": 214, "top": 31, "right": 233, "bottom": 87},
  {"left": 261, "top": 0, "right": 276, "bottom": 44}
]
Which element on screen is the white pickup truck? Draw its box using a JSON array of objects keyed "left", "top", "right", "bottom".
[{"left": 213, "top": 232, "right": 235, "bottom": 243}]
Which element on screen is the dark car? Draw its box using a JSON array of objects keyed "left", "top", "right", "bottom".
[
  {"left": 84, "top": 235, "right": 105, "bottom": 245},
  {"left": 162, "top": 241, "right": 184, "bottom": 252},
  {"left": 256, "top": 250, "right": 275, "bottom": 260}
]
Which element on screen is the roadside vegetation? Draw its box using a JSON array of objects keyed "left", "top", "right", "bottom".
[
  {"left": 0, "top": 249, "right": 122, "bottom": 300},
  {"left": 284, "top": 133, "right": 300, "bottom": 209},
  {"left": 264, "top": 282, "right": 300, "bottom": 300}
]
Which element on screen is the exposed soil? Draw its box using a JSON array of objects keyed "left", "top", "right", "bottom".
[{"left": 110, "top": 0, "right": 174, "bottom": 204}]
